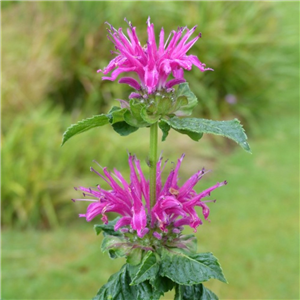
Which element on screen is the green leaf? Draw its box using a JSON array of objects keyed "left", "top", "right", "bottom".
[
  {"left": 94, "top": 264, "right": 163, "bottom": 300},
  {"left": 61, "top": 114, "right": 110, "bottom": 145},
  {"left": 107, "top": 106, "right": 140, "bottom": 136},
  {"left": 101, "top": 235, "right": 132, "bottom": 258},
  {"left": 158, "top": 121, "right": 171, "bottom": 142},
  {"left": 124, "top": 101, "right": 150, "bottom": 128},
  {"left": 161, "top": 117, "right": 251, "bottom": 152},
  {"left": 173, "top": 83, "right": 198, "bottom": 116},
  {"left": 126, "top": 248, "right": 143, "bottom": 266},
  {"left": 112, "top": 121, "right": 139, "bottom": 136},
  {"left": 93, "top": 265, "right": 137, "bottom": 300},
  {"left": 155, "top": 97, "right": 173, "bottom": 115},
  {"left": 140, "top": 107, "right": 161, "bottom": 124},
  {"left": 108, "top": 106, "right": 127, "bottom": 124},
  {"left": 174, "top": 284, "right": 218, "bottom": 300},
  {"left": 173, "top": 129, "right": 203, "bottom": 142},
  {"left": 94, "top": 217, "right": 121, "bottom": 237},
  {"left": 150, "top": 276, "right": 175, "bottom": 297},
  {"left": 170, "top": 95, "right": 188, "bottom": 115},
  {"left": 134, "top": 281, "right": 158, "bottom": 300},
  {"left": 131, "top": 251, "right": 160, "bottom": 285},
  {"left": 160, "top": 249, "right": 227, "bottom": 285}
]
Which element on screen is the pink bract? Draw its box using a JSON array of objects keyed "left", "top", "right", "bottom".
[
  {"left": 98, "top": 17, "right": 213, "bottom": 94},
  {"left": 74, "top": 155, "right": 226, "bottom": 238}
]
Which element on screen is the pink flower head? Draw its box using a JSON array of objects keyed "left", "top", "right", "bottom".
[
  {"left": 98, "top": 17, "right": 213, "bottom": 94},
  {"left": 73, "top": 155, "right": 226, "bottom": 237}
]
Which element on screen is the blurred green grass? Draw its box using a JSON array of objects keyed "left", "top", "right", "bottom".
[{"left": 1, "top": 1, "right": 299, "bottom": 299}]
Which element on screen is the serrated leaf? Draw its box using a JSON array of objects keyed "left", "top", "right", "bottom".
[
  {"left": 161, "top": 117, "right": 251, "bottom": 152},
  {"left": 131, "top": 251, "right": 160, "bottom": 285},
  {"left": 61, "top": 114, "right": 109, "bottom": 145},
  {"left": 112, "top": 121, "right": 139, "bottom": 136},
  {"left": 94, "top": 217, "right": 121, "bottom": 236},
  {"left": 160, "top": 249, "right": 227, "bottom": 285},
  {"left": 158, "top": 121, "right": 171, "bottom": 141},
  {"left": 174, "top": 283, "right": 218, "bottom": 300},
  {"left": 174, "top": 82, "right": 198, "bottom": 116}
]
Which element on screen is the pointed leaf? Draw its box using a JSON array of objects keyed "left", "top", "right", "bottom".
[
  {"left": 131, "top": 251, "right": 160, "bottom": 285},
  {"left": 61, "top": 114, "right": 109, "bottom": 145},
  {"left": 160, "top": 249, "right": 227, "bottom": 285},
  {"left": 161, "top": 117, "right": 251, "bottom": 152}
]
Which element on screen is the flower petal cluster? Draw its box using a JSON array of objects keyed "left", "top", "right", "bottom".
[
  {"left": 98, "top": 17, "right": 213, "bottom": 94},
  {"left": 74, "top": 155, "right": 226, "bottom": 238}
]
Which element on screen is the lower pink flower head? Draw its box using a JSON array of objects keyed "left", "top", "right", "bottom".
[
  {"left": 98, "top": 17, "right": 213, "bottom": 94},
  {"left": 73, "top": 155, "right": 227, "bottom": 238}
]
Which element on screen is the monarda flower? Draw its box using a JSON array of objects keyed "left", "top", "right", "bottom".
[
  {"left": 73, "top": 155, "right": 226, "bottom": 241},
  {"left": 98, "top": 17, "right": 213, "bottom": 94}
]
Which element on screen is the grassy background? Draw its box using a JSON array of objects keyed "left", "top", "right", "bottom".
[{"left": 1, "top": 1, "right": 299, "bottom": 299}]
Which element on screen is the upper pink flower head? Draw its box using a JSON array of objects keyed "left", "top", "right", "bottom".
[{"left": 98, "top": 17, "right": 213, "bottom": 94}]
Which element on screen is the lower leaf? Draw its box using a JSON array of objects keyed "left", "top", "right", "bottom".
[
  {"left": 174, "top": 284, "right": 218, "bottom": 300},
  {"left": 112, "top": 121, "right": 139, "bottom": 136},
  {"left": 160, "top": 248, "right": 227, "bottom": 285},
  {"left": 93, "top": 264, "right": 162, "bottom": 300},
  {"left": 93, "top": 265, "right": 136, "bottom": 300},
  {"left": 130, "top": 251, "right": 159, "bottom": 285}
]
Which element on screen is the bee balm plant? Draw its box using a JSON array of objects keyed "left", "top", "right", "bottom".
[{"left": 62, "top": 17, "right": 250, "bottom": 300}]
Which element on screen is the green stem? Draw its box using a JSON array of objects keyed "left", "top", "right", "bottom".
[{"left": 149, "top": 122, "right": 158, "bottom": 209}]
